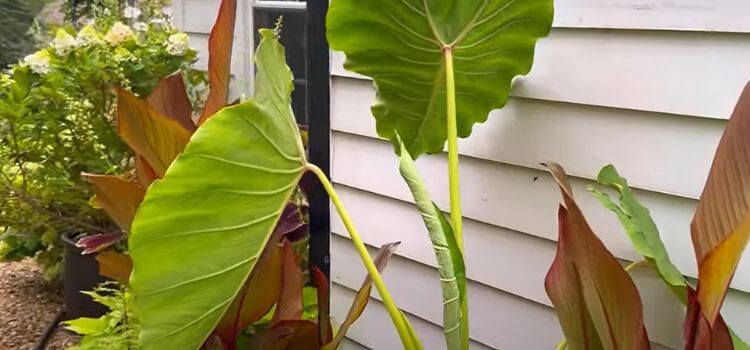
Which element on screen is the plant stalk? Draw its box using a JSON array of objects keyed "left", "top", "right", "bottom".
[
  {"left": 306, "top": 163, "right": 417, "bottom": 350},
  {"left": 444, "top": 47, "right": 469, "bottom": 350}
]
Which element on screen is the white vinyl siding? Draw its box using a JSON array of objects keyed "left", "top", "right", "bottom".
[{"left": 175, "top": 1, "right": 750, "bottom": 349}]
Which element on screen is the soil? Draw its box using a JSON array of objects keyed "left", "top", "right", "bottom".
[{"left": 0, "top": 259, "right": 79, "bottom": 350}]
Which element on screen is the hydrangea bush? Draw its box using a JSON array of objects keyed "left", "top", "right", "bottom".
[{"left": 0, "top": 13, "right": 202, "bottom": 279}]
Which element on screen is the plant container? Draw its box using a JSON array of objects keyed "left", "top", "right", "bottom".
[{"left": 60, "top": 231, "right": 108, "bottom": 320}]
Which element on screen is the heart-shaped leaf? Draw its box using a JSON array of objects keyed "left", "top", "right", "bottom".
[
  {"left": 327, "top": 0, "right": 553, "bottom": 157},
  {"left": 129, "top": 30, "right": 307, "bottom": 350}
]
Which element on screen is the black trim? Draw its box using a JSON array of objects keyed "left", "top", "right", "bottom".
[{"left": 306, "top": 0, "right": 331, "bottom": 278}]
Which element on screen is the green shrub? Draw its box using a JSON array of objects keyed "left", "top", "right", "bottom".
[{"left": 0, "top": 13, "right": 200, "bottom": 279}]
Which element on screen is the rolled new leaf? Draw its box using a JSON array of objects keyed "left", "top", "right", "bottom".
[
  {"left": 688, "top": 80, "right": 750, "bottom": 347},
  {"left": 545, "top": 163, "right": 650, "bottom": 350},
  {"left": 326, "top": 0, "right": 553, "bottom": 157},
  {"left": 397, "top": 139, "right": 465, "bottom": 349},
  {"left": 129, "top": 30, "right": 307, "bottom": 350}
]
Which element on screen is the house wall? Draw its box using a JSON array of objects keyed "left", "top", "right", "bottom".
[{"left": 175, "top": 1, "right": 750, "bottom": 349}]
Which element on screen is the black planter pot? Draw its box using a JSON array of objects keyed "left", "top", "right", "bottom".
[{"left": 60, "top": 232, "right": 108, "bottom": 320}]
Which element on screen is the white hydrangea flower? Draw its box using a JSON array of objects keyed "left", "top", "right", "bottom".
[
  {"left": 123, "top": 5, "right": 141, "bottom": 19},
  {"left": 21, "top": 51, "right": 51, "bottom": 75},
  {"left": 53, "top": 29, "right": 77, "bottom": 56},
  {"left": 76, "top": 24, "right": 101, "bottom": 46},
  {"left": 162, "top": 6, "right": 173, "bottom": 17},
  {"left": 165, "top": 33, "right": 190, "bottom": 56},
  {"left": 104, "top": 22, "right": 135, "bottom": 45},
  {"left": 133, "top": 22, "right": 148, "bottom": 32}
]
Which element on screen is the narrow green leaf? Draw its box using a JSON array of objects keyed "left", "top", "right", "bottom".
[
  {"left": 327, "top": 0, "right": 553, "bottom": 157},
  {"left": 587, "top": 165, "right": 685, "bottom": 293},
  {"left": 129, "top": 30, "right": 307, "bottom": 350},
  {"left": 588, "top": 165, "right": 749, "bottom": 347},
  {"left": 397, "top": 138, "right": 466, "bottom": 349}
]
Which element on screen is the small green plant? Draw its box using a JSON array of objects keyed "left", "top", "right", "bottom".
[
  {"left": 63, "top": 282, "right": 141, "bottom": 350},
  {"left": 0, "top": 17, "right": 198, "bottom": 278},
  {"left": 544, "top": 80, "right": 750, "bottom": 349}
]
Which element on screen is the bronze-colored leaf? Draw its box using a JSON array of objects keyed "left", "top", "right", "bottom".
[
  {"left": 545, "top": 163, "right": 650, "bottom": 350},
  {"left": 81, "top": 173, "right": 145, "bottom": 231},
  {"left": 117, "top": 89, "right": 192, "bottom": 177},
  {"left": 326, "top": 242, "right": 400, "bottom": 349},
  {"left": 95, "top": 250, "right": 133, "bottom": 285},
  {"left": 147, "top": 72, "right": 196, "bottom": 132},
  {"left": 197, "top": 0, "right": 237, "bottom": 125}
]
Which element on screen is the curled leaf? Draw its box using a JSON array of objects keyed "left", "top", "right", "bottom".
[{"left": 198, "top": 0, "right": 237, "bottom": 124}]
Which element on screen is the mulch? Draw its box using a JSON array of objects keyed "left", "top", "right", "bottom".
[{"left": 0, "top": 259, "right": 79, "bottom": 350}]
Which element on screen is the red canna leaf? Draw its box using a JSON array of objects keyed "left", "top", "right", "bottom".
[
  {"left": 81, "top": 173, "right": 145, "bottom": 231},
  {"left": 76, "top": 232, "right": 123, "bottom": 254},
  {"left": 147, "top": 72, "right": 197, "bottom": 132},
  {"left": 684, "top": 287, "right": 733, "bottom": 350},
  {"left": 134, "top": 155, "right": 159, "bottom": 188},
  {"left": 214, "top": 232, "right": 284, "bottom": 349},
  {"left": 271, "top": 239, "right": 304, "bottom": 326},
  {"left": 545, "top": 163, "right": 650, "bottom": 350},
  {"left": 311, "top": 266, "right": 332, "bottom": 345},
  {"left": 197, "top": 0, "right": 237, "bottom": 125},
  {"left": 690, "top": 80, "right": 750, "bottom": 330},
  {"left": 117, "top": 89, "right": 192, "bottom": 177}
]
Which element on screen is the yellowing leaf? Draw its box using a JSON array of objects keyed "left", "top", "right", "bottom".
[
  {"left": 691, "top": 81, "right": 750, "bottom": 326},
  {"left": 117, "top": 89, "right": 192, "bottom": 177},
  {"left": 545, "top": 163, "right": 650, "bottom": 350},
  {"left": 198, "top": 0, "right": 237, "bottom": 125}
]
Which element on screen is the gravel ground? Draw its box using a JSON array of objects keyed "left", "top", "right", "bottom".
[{"left": 0, "top": 259, "right": 79, "bottom": 350}]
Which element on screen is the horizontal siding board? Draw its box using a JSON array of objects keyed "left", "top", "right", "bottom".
[
  {"left": 331, "top": 77, "right": 725, "bottom": 200},
  {"left": 330, "top": 186, "right": 696, "bottom": 349},
  {"left": 331, "top": 185, "right": 555, "bottom": 306},
  {"left": 331, "top": 236, "right": 562, "bottom": 349},
  {"left": 330, "top": 131, "right": 750, "bottom": 294},
  {"left": 332, "top": 29, "right": 750, "bottom": 119},
  {"left": 182, "top": 0, "right": 750, "bottom": 34},
  {"left": 554, "top": 0, "right": 750, "bottom": 33}
]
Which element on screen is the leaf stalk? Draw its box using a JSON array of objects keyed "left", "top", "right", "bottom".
[{"left": 306, "top": 163, "right": 418, "bottom": 350}]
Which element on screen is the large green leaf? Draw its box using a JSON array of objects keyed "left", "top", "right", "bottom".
[
  {"left": 397, "top": 139, "right": 466, "bottom": 348},
  {"left": 326, "top": 0, "right": 553, "bottom": 157},
  {"left": 128, "top": 30, "right": 307, "bottom": 350},
  {"left": 587, "top": 165, "right": 686, "bottom": 295}
]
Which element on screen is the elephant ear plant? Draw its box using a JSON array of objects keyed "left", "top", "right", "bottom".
[
  {"left": 327, "top": 0, "right": 553, "bottom": 348},
  {"left": 545, "top": 80, "right": 750, "bottom": 349},
  {"left": 127, "top": 28, "right": 411, "bottom": 350}
]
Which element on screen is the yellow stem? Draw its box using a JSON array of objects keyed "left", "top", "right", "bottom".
[{"left": 306, "top": 163, "right": 417, "bottom": 350}]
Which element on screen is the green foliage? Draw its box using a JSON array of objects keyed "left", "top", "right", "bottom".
[
  {"left": 128, "top": 29, "right": 307, "bottom": 350},
  {"left": 64, "top": 282, "right": 141, "bottom": 350},
  {"left": 0, "top": 19, "right": 199, "bottom": 277},
  {"left": 0, "top": 0, "right": 48, "bottom": 68},
  {"left": 397, "top": 138, "right": 465, "bottom": 349},
  {"left": 588, "top": 164, "right": 750, "bottom": 349},
  {"left": 326, "top": 0, "right": 554, "bottom": 157}
]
